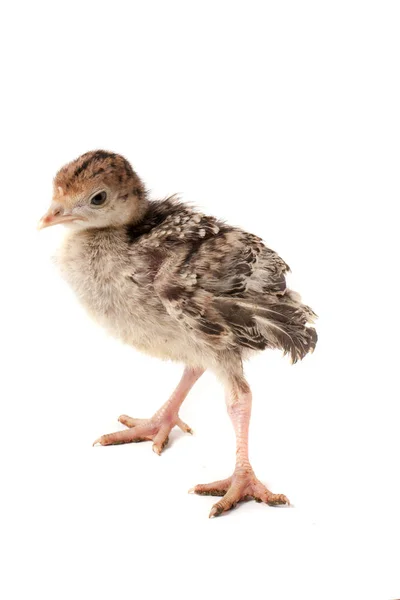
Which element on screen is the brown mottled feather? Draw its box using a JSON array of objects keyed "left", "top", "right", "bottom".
[{"left": 126, "top": 197, "right": 317, "bottom": 363}]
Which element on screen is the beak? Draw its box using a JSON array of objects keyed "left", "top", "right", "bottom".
[{"left": 37, "top": 204, "right": 85, "bottom": 230}]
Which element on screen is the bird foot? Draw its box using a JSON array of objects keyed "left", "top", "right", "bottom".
[
  {"left": 93, "top": 412, "right": 192, "bottom": 455},
  {"left": 190, "top": 467, "right": 290, "bottom": 517}
]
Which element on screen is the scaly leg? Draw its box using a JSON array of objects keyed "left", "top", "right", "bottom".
[
  {"left": 190, "top": 375, "right": 289, "bottom": 517},
  {"left": 93, "top": 366, "right": 204, "bottom": 454}
]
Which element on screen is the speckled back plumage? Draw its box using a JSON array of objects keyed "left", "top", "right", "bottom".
[{"left": 126, "top": 196, "right": 317, "bottom": 363}]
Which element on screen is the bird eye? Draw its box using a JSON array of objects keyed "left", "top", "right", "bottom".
[{"left": 90, "top": 191, "right": 107, "bottom": 206}]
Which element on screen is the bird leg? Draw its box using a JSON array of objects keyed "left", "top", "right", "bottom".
[
  {"left": 93, "top": 366, "right": 204, "bottom": 454},
  {"left": 191, "top": 375, "right": 289, "bottom": 517}
]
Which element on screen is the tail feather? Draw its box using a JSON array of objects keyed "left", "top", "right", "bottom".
[
  {"left": 254, "top": 293, "right": 317, "bottom": 363},
  {"left": 229, "top": 291, "right": 318, "bottom": 363}
]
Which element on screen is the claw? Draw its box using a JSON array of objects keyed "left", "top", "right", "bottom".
[
  {"left": 176, "top": 418, "right": 193, "bottom": 434},
  {"left": 152, "top": 444, "right": 162, "bottom": 456},
  {"left": 209, "top": 506, "right": 223, "bottom": 518}
]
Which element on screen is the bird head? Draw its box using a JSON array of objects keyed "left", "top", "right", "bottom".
[{"left": 38, "top": 150, "right": 147, "bottom": 231}]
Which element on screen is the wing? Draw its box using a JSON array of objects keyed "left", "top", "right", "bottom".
[
  {"left": 132, "top": 198, "right": 316, "bottom": 361},
  {"left": 152, "top": 213, "right": 294, "bottom": 354}
]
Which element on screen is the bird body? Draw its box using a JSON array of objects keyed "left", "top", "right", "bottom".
[
  {"left": 39, "top": 150, "right": 317, "bottom": 517},
  {"left": 56, "top": 196, "right": 316, "bottom": 370}
]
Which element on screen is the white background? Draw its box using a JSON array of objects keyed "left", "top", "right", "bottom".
[{"left": 1, "top": 1, "right": 399, "bottom": 599}]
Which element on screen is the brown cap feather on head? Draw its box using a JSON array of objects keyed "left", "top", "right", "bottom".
[{"left": 54, "top": 150, "right": 146, "bottom": 202}]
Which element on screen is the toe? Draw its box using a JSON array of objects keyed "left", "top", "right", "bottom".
[
  {"left": 209, "top": 487, "right": 241, "bottom": 517},
  {"left": 176, "top": 418, "right": 193, "bottom": 434},
  {"left": 118, "top": 415, "right": 145, "bottom": 428},
  {"left": 251, "top": 480, "right": 290, "bottom": 506},
  {"left": 209, "top": 505, "right": 223, "bottom": 518},
  {"left": 152, "top": 425, "right": 171, "bottom": 455},
  {"left": 92, "top": 433, "right": 121, "bottom": 446},
  {"left": 191, "top": 478, "right": 231, "bottom": 496},
  {"left": 152, "top": 436, "right": 169, "bottom": 455},
  {"left": 265, "top": 493, "right": 290, "bottom": 506},
  {"left": 92, "top": 427, "right": 152, "bottom": 446}
]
